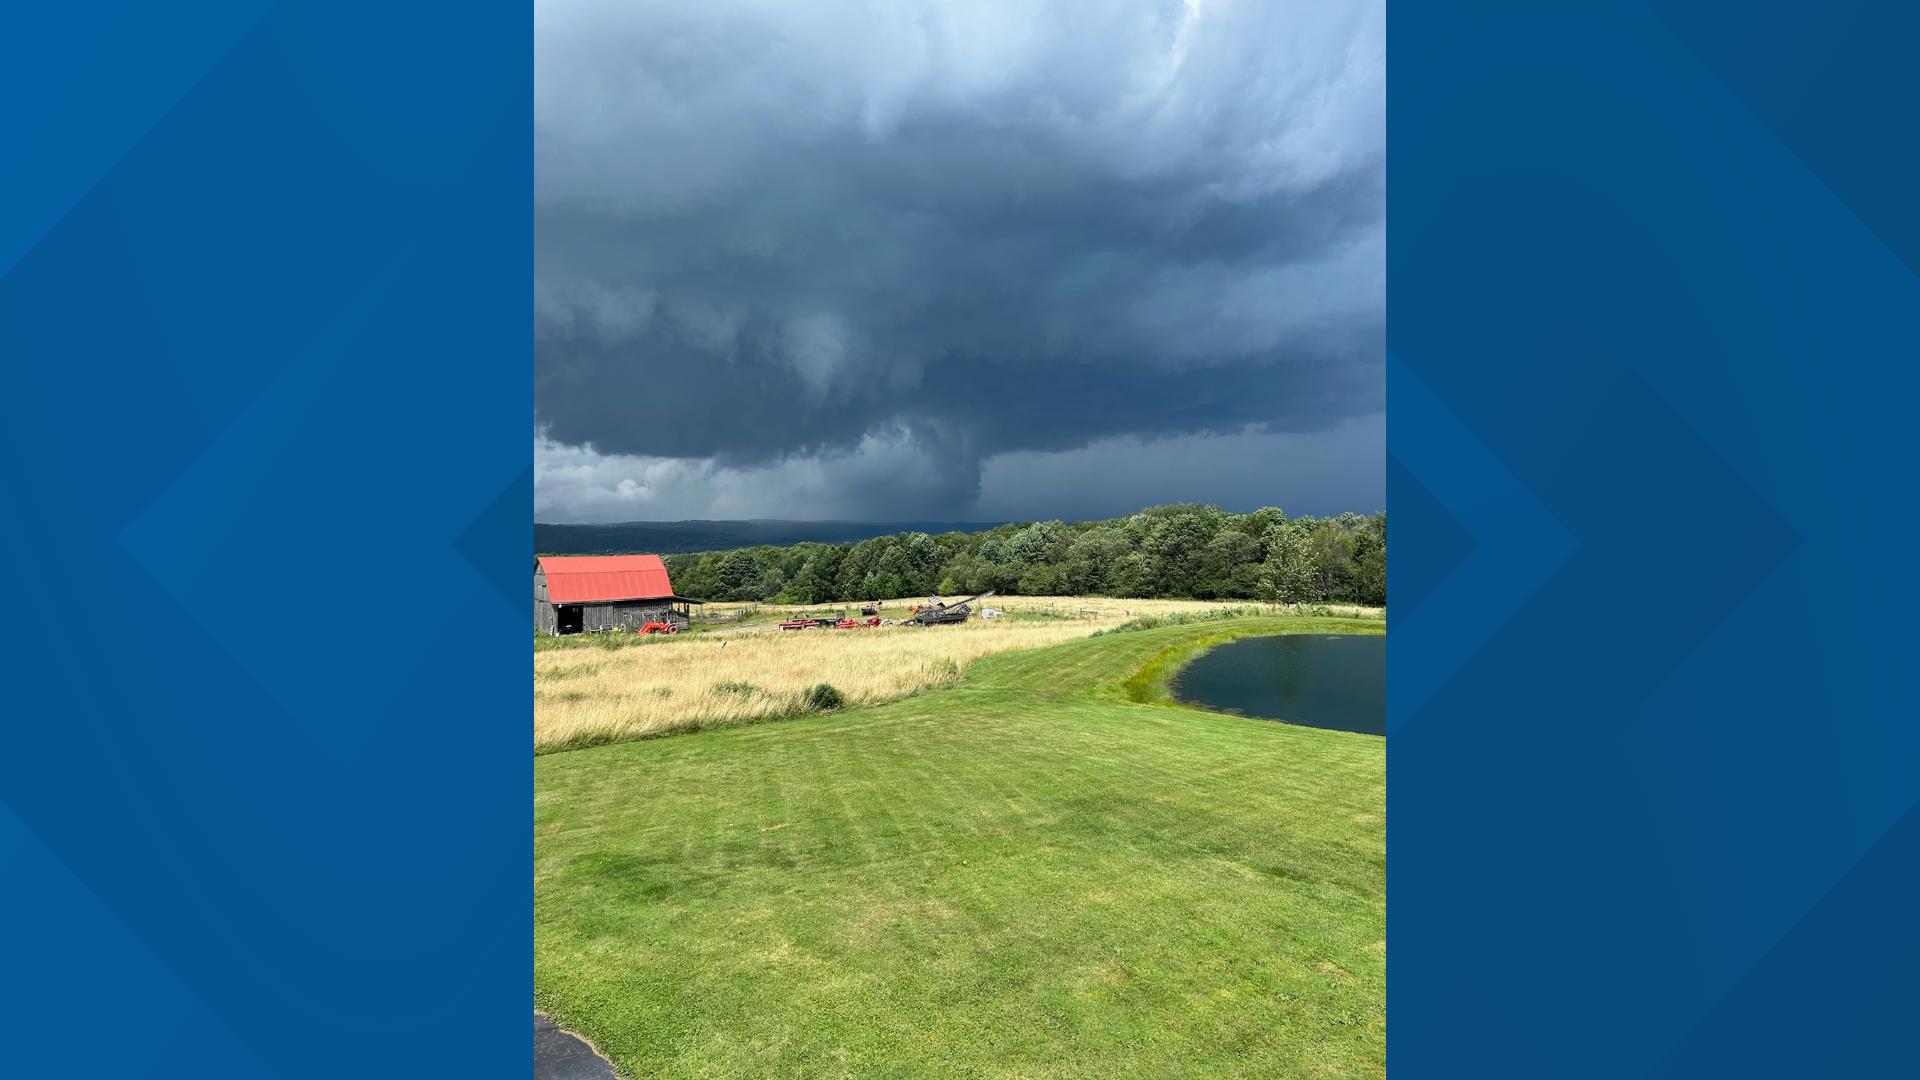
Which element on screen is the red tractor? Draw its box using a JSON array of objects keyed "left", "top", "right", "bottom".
[{"left": 636, "top": 621, "right": 678, "bottom": 635}]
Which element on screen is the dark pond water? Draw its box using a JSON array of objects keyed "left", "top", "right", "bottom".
[{"left": 1171, "top": 634, "right": 1384, "bottom": 735}]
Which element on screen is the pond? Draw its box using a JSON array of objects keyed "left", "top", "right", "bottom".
[{"left": 1171, "top": 634, "right": 1384, "bottom": 736}]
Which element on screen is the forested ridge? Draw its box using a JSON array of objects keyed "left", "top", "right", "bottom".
[
  {"left": 534, "top": 518, "right": 1005, "bottom": 555},
  {"left": 662, "top": 503, "right": 1385, "bottom": 606}
]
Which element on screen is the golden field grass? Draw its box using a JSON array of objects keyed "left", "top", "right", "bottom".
[
  {"left": 701, "top": 593, "right": 1382, "bottom": 624},
  {"left": 534, "top": 595, "right": 1381, "bottom": 752}
]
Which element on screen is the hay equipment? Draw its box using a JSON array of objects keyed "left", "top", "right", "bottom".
[{"left": 904, "top": 590, "right": 995, "bottom": 626}]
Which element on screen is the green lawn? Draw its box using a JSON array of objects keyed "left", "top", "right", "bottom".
[{"left": 534, "top": 617, "right": 1385, "bottom": 1078}]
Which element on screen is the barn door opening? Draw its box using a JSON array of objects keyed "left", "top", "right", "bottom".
[{"left": 556, "top": 606, "right": 583, "bottom": 635}]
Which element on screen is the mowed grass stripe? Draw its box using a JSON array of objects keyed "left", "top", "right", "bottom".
[{"left": 536, "top": 617, "right": 1384, "bottom": 1079}]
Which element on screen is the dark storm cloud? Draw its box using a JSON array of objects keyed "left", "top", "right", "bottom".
[{"left": 535, "top": 0, "right": 1384, "bottom": 518}]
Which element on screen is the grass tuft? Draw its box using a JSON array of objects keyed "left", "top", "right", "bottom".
[{"left": 802, "top": 682, "right": 846, "bottom": 711}]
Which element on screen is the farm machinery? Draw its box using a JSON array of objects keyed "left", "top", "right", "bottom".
[
  {"left": 779, "top": 613, "right": 882, "bottom": 630},
  {"left": 904, "top": 590, "right": 995, "bottom": 626},
  {"left": 770, "top": 592, "right": 991, "bottom": 630}
]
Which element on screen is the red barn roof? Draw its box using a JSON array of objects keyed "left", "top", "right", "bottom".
[{"left": 537, "top": 554, "right": 688, "bottom": 605}]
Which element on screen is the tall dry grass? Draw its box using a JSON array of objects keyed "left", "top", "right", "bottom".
[
  {"left": 535, "top": 620, "right": 1090, "bottom": 751},
  {"left": 533, "top": 595, "right": 1383, "bottom": 752}
]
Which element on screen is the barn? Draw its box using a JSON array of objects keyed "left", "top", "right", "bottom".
[{"left": 535, "top": 554, "right": 700, "bottom": 635}]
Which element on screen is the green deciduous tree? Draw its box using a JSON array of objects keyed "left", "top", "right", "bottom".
[
  {"left": 647, "top": 503, "right": 1382, "bottom": 607},
  {"left": 1258, "top": 524, "right": 1317, "bottom": 603},
  {"left": 1305, "top": 519, "right": 1357, "bottom": 601}
]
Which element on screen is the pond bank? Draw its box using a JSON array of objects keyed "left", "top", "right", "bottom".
[{"left": 1119, "top": 619, "right": 1384, "bottom": 709}]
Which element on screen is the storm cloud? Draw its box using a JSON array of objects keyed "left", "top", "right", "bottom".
[{"left": 535, "top": 0, "right": 1384, "bottom": 520}]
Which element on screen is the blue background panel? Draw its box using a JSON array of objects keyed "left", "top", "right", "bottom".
[
  {"left": 9, "top": 2, "right": 1918, "bottom": 1077},
  {"left": 1, "top": 3, "right": 525, "bottom": 1078},
  {"left": 1393, "top": 2, "right": 1919, "bottom": 1075}
]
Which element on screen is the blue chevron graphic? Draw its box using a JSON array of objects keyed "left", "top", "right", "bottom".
[
  {"left": 1384, "top": 455, "right": 1477, "bottom": 623},
  {"left": 1394, "top": 3, "right": 1919, "bottom": 1076},
  {"left": 457, "top": 465, "right": 535, "bottom": 617},
  {"left": 1, "top": 801, "right": 268, "bottom": 1076},
  {"left": 0, "top": 4, "right": 527, "bottom": 1077},
  {"left": 1649, "top": 0, "right": 1920, "bottom": 279},
  {"left": 0, "top": 3, "right": 272, "bottom": 281},
  {"left": 1647, "top": 799, "right": 1920, "bottom": 1076},
  {"left": 1386, "top": 354, "right": 1576, "bottom": 732}
]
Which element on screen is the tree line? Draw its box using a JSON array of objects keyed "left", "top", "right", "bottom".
[{"left": 664, "top": 503, "right": 1385, "bottom": 607}]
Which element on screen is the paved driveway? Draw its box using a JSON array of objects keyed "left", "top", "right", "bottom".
[{"left": 535, "top": 1013, "right": 617, "bottom": 1080}]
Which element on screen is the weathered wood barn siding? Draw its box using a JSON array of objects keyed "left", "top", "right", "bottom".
[
  {"left": 535, "top": 569, "right": 558, "bottom": 635},
  {"left": 576, "top": 601, "right": 685, "bottom": 633}
]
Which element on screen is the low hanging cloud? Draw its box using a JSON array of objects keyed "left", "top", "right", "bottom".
[
  {"left": 535, "top": 426, "right": 960, "bottom": 522},
  {"left": 535, "top": 0, "right": 1385, "bottom": 520}
]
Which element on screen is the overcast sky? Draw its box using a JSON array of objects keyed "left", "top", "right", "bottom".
[{"left": 534, "top": 0, "right": 1384, "bottom": 523}]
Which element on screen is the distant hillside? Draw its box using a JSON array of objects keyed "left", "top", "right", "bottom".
[{"left": 535, "top": 519, "right": 1007, "bottom": 555}]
